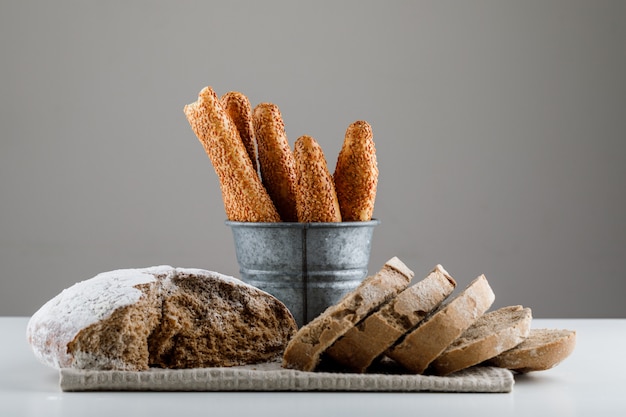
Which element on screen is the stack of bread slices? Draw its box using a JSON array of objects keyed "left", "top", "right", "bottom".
[{"left": 282, "top": 257, "right": 576, "bottom": 376}]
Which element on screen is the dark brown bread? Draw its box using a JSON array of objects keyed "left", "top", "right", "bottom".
[
  {"left": 282, "top": 257, "right": 414, "bottom": 371},
  {"left": 486, "top": 328, "right": 576, "bottom": 373},
  {"left": 386, "top": 274, "right": 495, "bottom": 374},
  {"left": 325, "top": 264, "right": 456, "bottom": 372},
  {"left": 429, "top": 305, "right": 532, "bottom": 375},
  {"left": 27, "top": 267, "right": 297, "bottom": 371}
]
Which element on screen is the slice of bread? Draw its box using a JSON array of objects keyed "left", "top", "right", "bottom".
[
  {"left": 486, "top": 328, "right": 576, "bottom": 373},
  {"left": 282, "top": 257, "right": 414, "bottom": 371},
  {"left": 429, "top": 305, "right": 532, "bottom": 375},
  {"left": 386, "top": 274, "right": 495, "bottom": 374},
  {"left": 325, "top": 264, "right": 456, "bottom": 372}
]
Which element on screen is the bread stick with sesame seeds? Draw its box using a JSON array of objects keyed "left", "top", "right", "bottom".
[
  {"left": 333, "top": 120, "right": 378, "bottom": 221},
  {"left": 252, "top": 103, "right": 299, "bottom": 222},
  {"left": 220, "top": 91, "right": 259, "bottom": 174},
  {"left": 184, "top": 86, "right": 281, "bottom": 222},
  {"left": 293, "top": 135, "right": 342, "bottom": 223}
]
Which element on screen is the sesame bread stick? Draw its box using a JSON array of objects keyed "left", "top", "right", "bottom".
[
  {"left": 293, "top": 135, "right": 342, "bottom": 222},
  {"left": 333, "top": 120, "right": 378, "bottom": 221},
  {"left": 220, "top": 91, "right": 258, "bottom": 173},
  {"left": 252, "top": 103, "right": 299, "bottom": 222},
  {"left": 184, "top": 86, "right": 281, "bottom": 222}
]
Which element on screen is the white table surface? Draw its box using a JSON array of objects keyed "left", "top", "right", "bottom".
[{"left": 1, "top": 317, "right": 625, "bottom": 417}]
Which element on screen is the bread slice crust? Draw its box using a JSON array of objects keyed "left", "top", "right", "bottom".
[
  {"left": 325, "top": 264, "right": 456, "bottom": 372},
  {"left": 486, "top": 328, "right": 576, "bottom": 373},
  {"left": 386, "top": 274, "right": 495, "bottom": 374},
  {"left": 429, "top": 305, "right": 532, "bottom": 375},
  {"left": 282, "top": 257, "right": 414, "bottom": 372}
]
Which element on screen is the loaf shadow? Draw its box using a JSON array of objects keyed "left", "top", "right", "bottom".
[{"left": 513, "top": 372, "right": 561, "bottom": 386}]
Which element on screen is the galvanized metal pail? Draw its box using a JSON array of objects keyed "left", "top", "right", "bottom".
[{"left": 226, "top": 220, "right": 380, "bottom": 327}]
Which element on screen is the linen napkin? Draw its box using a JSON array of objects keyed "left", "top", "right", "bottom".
[{"left": 60, "top": 361, "right": 514, "bottom": 393}]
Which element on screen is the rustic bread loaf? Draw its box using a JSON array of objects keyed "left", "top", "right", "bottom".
[
  {"left": 27, "top": 266, "right": 297, "bottom": 371},
  {"left": 386, "top": 274, "right": 495, "bottom": 374},
  {"left": 325, "top": 264, "right": 456, "bottom": 372},
  {"left": 282, "top": 257, "right": 414, "bottom": 371},
  {"left": 486, "top": 328, "right": 576, "bottom": 373},
  {"left": 429, "top": 305, "right": 532, "bottom": 375}
]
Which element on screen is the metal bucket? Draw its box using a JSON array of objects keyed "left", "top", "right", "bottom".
[{"left": 226, "top": 219, "right": 380, "bottom": 327}]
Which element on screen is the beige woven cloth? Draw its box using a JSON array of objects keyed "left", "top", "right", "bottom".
[{"left": 60, "top": 361, "right": 514, "bottom": 393}]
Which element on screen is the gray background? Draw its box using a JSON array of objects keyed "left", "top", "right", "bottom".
[{"left": 1, "top": 0, "right": 625, "bottom": 318}]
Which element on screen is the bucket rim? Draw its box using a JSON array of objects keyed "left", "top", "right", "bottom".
[{"left": 225, "top": 218, "right": 380, "bottom": 229}]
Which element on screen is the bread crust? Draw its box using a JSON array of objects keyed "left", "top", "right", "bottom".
[
  {"left": 220, "top": 91, "right": 258, "bottom": 173},
  {"left": 26, "top": 267, "right": 297, "bottom": 371},
  {"left": 486, "top": 328, "right": 576, "bottom": 373},
  {"left": 252, "top": 102, "right": 299, "bottom": 222},
  {"left": 333, "top": 121, "right": 378, "bottom": 221},
  {"left": 184, "top": 87, "right": 280, "bottom": 222},
  {"left": 429, "top": 305, "right": 532, "bottom": 375},
  {"left": 293, "top": 135, "right": 342, "bottom": 222},
  {"left": 326, "top": 264, "right": 456, "bottom": 372},
  {"left": 282, "top": 257, "right": 414, "bottom": 372},
  {"left": 386, "top": 274, "right": 495, "bottom": 374}
]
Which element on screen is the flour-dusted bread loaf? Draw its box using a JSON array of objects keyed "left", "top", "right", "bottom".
[
  {"left": 325, "top": 264, "right": 456, "bottom": 372},
  {"left": 429, "top": 305, "right": 532, "bottom": 375},
  {"left": 386, "top": 274, "right": 495, "bottom": 374},
  {"left": 27, "top": 266, "right": 297, "bottom": 371},
  {"left": 282, "top": 257, "right": 414, "bottom": 372},
  {"left": 485, "top": 328, "right": 576, "bottom": 373}
]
